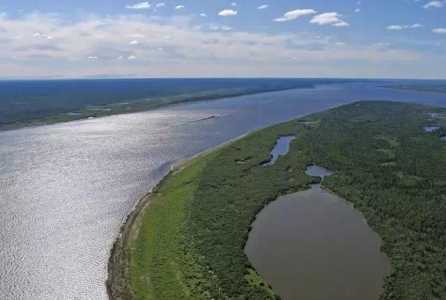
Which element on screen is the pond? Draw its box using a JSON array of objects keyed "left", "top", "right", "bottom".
[
  {"left": 245, "top": 165, "right": 391, "bottom": 300},
  {"left": 261, "top": 135, "right": 296, "bottom": 166}
]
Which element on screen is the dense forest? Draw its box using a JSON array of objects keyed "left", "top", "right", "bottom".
[
  {"left": 306, "top": 102, "right": 446, "bottom": 299},
  {"left": 109, "top": 101, "right": 446, "bottom": 299}
]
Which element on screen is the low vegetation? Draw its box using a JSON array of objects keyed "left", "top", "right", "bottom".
[{"left": 109, "top": 101, "right": 446, "bottom": 300}]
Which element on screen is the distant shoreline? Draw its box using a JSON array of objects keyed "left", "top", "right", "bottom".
[
  {"left": 0, "top": 85, "right": 310, "bottom": 132},
  {"left": 382, "top": 84, "right": 446, "bottom": 95}
]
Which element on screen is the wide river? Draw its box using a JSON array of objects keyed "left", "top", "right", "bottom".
[{"left": 1, "top": 82, "right": 445, "bottom": 299}]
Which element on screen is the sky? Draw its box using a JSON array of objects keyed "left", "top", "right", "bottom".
[{"left": 0, "top": 0, "right": 445, "bottom": 79}]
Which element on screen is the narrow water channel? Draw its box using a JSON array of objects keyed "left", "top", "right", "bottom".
[{"left": 245, "top": 165, "right": 391, "bottom": 300}]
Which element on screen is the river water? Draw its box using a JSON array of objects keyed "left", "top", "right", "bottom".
[{"left": 0, "top": 82, "right": 445, "bottom": 299}]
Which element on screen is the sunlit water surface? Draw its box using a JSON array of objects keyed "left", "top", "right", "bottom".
[{"left": 1, "top": 83, "right": 445, "bottom": 299}]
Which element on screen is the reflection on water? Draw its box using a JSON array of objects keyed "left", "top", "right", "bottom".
[
  {"left": 305, "top": 164, "right": 333, "bottom": 178},
  {"left": 1, "top": 82, "right": 445, "bottom": 299},
  {"left": 262, "top": 135, "right": 296, "bottom": 166},
  {"left": 245, "top": 165, "right": 391, "bottom": 300},
  {"left": 424, "top": 126, "right": 440, "bottom": 132}
]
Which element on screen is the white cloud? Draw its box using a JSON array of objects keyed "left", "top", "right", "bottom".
[
  {"left": 218, "top": 9, "right": 238, "bottom": 17},
  {"left": 129, "top": 40, "right": 140, "bottom": 45},
  {"left": 274, "top": 9, "right": 317, "bottom": 22},
  {"left": 433, "top": 28, "right": 446, "bottom": 34},
  {"left": 220, "top": 25, "right": 232, "bottom": 31},
  {"left": 231, "top": 2, "right": 237, "bottom": 7},
  {"left": 33, "top": 31, "right": 54, "bottom": 39},
  {"left": 155, "top": 2, "right": 165, "bottom": 8},
  {"left": 126, "top": 2, "right": 151, "bottom": 10},
  {"left": 387, "top": 25, "right": 404, "bottom": 31},
  {"left": 175, "top": 5, "right": 185, "bottom": 10},
  {"left": 424, "top": 1, "right": 444, "bottom": 8},
  {"left": 209, "top": 24, "right": 232, "bottom": 31},
  {"left": 130, "top": 33, "right": 145, "bottom": 38},
  {"left": 354, "top": 8, "right": 361, "bottom": 13},
  {"left": 387, "top": 24, "right": 423, "bottom": 30},
  {"left": 310, "top": 12, "right": 349, "bottom": 27},
  {"left": 333, "top": 21, "right": 349, "bottom": 27},
  {"left": 0, "top": 12, "right": 434, "bottom": 78},
  {"left": 199, "top": 13, "right": 207, "bottom": 17},
  {"left": 258, "top": 4, "right": 269, "bottom": 10}
]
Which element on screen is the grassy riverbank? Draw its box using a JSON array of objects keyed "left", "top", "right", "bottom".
[{"left": 109, "top": 101, "right": 446, "bottom": 299}]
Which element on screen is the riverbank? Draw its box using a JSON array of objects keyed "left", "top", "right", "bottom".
[
  {"left": 107, "top": 119, "right": 310, "bottom": 299},
  {"left": 108, "top": 101, "right": 446, "bottom": 300},
  {"left": 107, "top": 190, "right": 152, "bottom": 299},
  {"left": 1, "top": 77, "right": 347, "bottom": 132},
  {"left": 106, "top": 132, "right": 254, "bottom": 300}
]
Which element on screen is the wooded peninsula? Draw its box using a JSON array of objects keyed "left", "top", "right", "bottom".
[{"left": 108, "top": 101, "right": 446, "bottom": 300}]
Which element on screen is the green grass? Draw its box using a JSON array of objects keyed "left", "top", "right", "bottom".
[
  {"left": 114, "top": 101, "right": 446, "bottom": 300},
  {"left": 125, "top": 122, "right": 312, "bottom": 300},
  {"left": 129, "top": 153, "right": 216, "bottom": 300}
]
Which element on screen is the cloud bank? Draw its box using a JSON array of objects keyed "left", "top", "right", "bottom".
[{"left": 0, "top": 13, "right": 440, "bottom": 78}]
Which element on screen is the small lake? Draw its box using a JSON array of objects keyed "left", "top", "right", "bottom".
[
  {"left": 245, "top": 166, "right": 391, "bottom": 300},
  {"left": 262, "top": 135, "right": 296, "bottom": 166}
]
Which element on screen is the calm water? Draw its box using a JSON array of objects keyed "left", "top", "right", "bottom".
[
  {"left": 305, "top": 164, "right": 334, "bottom": 178},
  {"left": 424, "top": 126, "right": 440, "bottom": 132},
  {"left": 262, "top": 135, "right": 296, "bottom": 166},
  {"left": 245, "top": 166, "right": 391, "bottom": 300},
  {"left": 1, "top": 82, "right": 446, "bottom": 299}
]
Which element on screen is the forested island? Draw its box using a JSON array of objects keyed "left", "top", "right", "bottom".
[{"left": 108, "top": 101, "right": 446, "bottom": 300}]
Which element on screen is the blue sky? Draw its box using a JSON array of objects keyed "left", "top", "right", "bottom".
[{"left": 0, "top": 0, "right": 445, "bottom": 78}]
